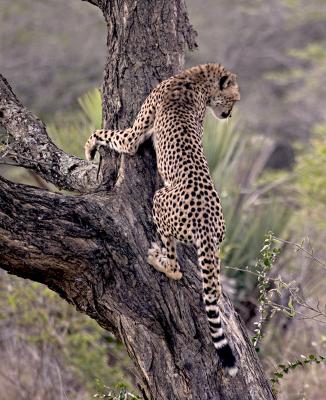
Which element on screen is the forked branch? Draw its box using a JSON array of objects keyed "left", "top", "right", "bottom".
[{"left": 0, "top": 75, "right": 98, "bottom": 192}]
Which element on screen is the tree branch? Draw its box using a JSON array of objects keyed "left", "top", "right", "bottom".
[
  {"left": 0, "top": 173, "right": 274, "bottom": 399},
  {"left": 0, "top": 74, "right": 99, "bottom": 193}
]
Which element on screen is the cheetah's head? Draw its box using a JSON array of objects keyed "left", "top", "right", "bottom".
[{"left": 208, "top": 72, "right": 240, "bottom": 120}]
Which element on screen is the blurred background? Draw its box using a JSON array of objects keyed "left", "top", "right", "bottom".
[{"left": 0, "top": 0, "right": 325, "bottom": 399}]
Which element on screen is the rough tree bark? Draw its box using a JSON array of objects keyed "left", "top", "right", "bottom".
[{"left": 0, "top": 1, "right": 275, "bottom": 399}]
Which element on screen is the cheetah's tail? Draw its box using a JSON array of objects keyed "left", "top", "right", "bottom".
[{"left": 197, "top": 242, "right": 238, "bottom": 377}]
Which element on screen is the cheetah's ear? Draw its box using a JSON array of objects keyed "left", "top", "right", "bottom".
[{"left": 219, "top": 75, "right": 229, "bottom": 90}]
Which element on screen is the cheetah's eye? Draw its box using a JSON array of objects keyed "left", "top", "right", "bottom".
[{"left": 219, "top": 75, "right": 229, "bottom": 90}]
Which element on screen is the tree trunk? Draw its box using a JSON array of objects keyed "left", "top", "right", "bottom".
[{"left": 0, "top": 0, "right": 275, "bottom": 399}]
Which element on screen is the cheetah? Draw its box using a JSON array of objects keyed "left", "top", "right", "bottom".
[{"left": 85, "top": 64, "right": 240, "bottom": 376}]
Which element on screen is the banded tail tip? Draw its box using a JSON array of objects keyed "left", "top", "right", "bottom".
[{"left": 216, "top": 342, "right": 238, "bottom": 377}]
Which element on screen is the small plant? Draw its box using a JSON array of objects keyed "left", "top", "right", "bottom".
[
  {"left": 250, "top": 232, "right": 326, "bottom": 351},
  {"left": 203, "top": 114, "right": 291, "bottom": 306},
  {"left": 252, "top": 232, "right": 281, "bottom": 349},
  {"left": 270, "top": 354, "right": 325, "bottom": 393},
  {"left": 93, "top": 380, "right": 142, "bottom": 399}
]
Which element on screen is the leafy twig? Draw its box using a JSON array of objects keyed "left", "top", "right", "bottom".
[
  {"left": 271, "top": 354, "right": 325, "bottom": 392},
  {"left": 273, "top": 236, "right": 326, "bottom": 270},
  {"left": 252, "top": 232, "right": 280, "bottom": 348}
]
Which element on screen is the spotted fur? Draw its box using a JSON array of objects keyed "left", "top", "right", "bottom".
[{"left": 85, "top": 64, "right": 240, "bottom": 376}]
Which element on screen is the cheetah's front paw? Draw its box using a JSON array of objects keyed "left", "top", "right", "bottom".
[{"left": 85, "top": 133, "right": 98, "bottom": 161}]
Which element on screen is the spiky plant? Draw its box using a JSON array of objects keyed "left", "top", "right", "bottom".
[{"left": 203, "top": 114, "right": 290, "bottom": 292}]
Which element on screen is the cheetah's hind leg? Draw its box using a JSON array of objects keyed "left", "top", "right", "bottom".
[{"left": 147, "top": 237, "right": 182, "bottom": 280}]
